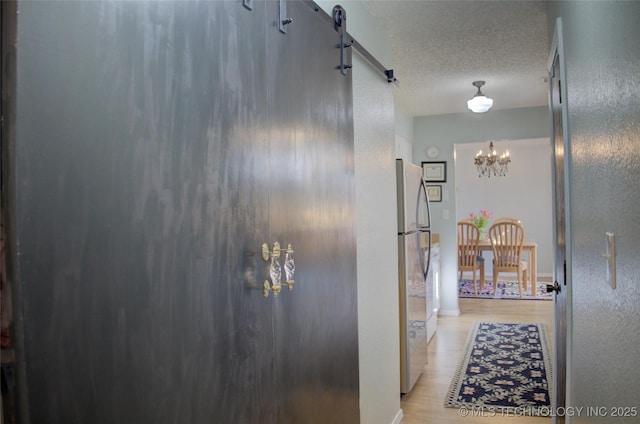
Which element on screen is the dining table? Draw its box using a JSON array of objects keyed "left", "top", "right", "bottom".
[{"left": 476, "top": 239, "right": 539, "bottom": 296}]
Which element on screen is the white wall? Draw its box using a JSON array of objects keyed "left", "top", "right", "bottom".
[
  {"left": 352, "top": 52, "right": 400, "bottom": 424},
  {"left": 455, "top": 138, "right": 553, "bottom": 276},
  {"left": 395, "top": 107, "right": 414, "bottom": 161},
  {"left": 395, "top": 134, "right": 412, "bottom": 161},
  {"left": 316, "top": 2, "right": 402, "bottom": 423},
  {"left": 394, "top": 106, "right": 414, "bottom": 144}
]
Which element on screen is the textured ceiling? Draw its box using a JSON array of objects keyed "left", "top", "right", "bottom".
[{"left": 364, "top": 0, "right": 551, "bottom": 117}]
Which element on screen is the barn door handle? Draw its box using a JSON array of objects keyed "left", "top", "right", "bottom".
[
  {"left": 283, "top": 244, "right": 295, "bottom": 290},
  {"left": 263, "top": 242, "right": 281, "bottom": 297},
  {"left": 262, "top": 242, "right": 295, "bottom": 297}
]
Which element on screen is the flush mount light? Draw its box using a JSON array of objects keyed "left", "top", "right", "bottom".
[{"left": 467, "top": 80, "right": 494, "bottom": 113}]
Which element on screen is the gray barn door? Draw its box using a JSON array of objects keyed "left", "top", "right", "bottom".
[
  {"left": 3, "top": 1, "right": 357, "bottom": 423},
  {"left": 10, "top": 1, "right": 275, "bottom": 422},
  {"left": 265, "top": 2, "right": 358, "bottom": 423}
]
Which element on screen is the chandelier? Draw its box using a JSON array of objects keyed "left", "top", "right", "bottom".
[{"left": 474, "top": 142, "right": 511, "bottom": 178}]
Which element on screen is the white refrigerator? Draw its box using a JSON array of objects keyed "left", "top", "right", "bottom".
[{"left": 396, "top": 159, "right": 433, "bottom": 394}]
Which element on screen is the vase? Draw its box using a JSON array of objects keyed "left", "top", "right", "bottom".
[{"left": 479, "top": 227, "right": 488, "bottom": 241}]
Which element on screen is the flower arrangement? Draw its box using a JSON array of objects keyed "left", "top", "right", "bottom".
[{"left": 469, "top": 210, "right": 494, "bottom": 238}]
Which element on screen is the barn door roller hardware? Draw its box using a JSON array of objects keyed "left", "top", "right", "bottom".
[
  {"left": 329, "top": 4, "right": 397, "bottom": 84},
  {"left": 333, "top": 5, "right": 352, "bottom": 75},
  {"left": 279, "top": 0, "right": 293, "bottom": 34}
]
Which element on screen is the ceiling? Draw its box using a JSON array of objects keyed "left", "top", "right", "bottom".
[{"left": 364, "top": 1, "right": 551, "bottom": 117}]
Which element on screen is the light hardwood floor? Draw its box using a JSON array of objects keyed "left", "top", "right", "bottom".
[{"left": 400, "top": 298, "right": 554, "bottom": 423}]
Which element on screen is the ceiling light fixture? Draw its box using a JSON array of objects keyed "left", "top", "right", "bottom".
[
  {"left": 467, "top": 80, "right": 494, "bottom": 113},
  {"left": 474, "top": 142, "right": 510, "bottom": 178}
]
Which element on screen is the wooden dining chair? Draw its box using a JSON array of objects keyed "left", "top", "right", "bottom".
[
  {"left": 493, "top": 217, "right": 522, "bottom": 225},
  {"left": 488, "top": 220, "right": 528, "bottom": 297},
  {"left": 457, "top": 220, "right": 485, "bottom": 295}
]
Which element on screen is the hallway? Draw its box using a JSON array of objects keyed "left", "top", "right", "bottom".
[{"left": 401, "top": 298, "right": 554, "bottom": 423}]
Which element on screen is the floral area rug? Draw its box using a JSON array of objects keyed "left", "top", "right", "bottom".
[
  {"left": 444, "top": 321, "right": 552, "bottom": 416},
  {"left": 459, "top": 279, "right": 553, "bottom": 301}
]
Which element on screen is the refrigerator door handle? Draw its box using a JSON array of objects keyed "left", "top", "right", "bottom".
[
  {"left": 417, "top": 177, "right": 432, "bottom": 278},
  {"left": 418, "top": 230, "right": 432, "bottom": 280},
  {"left": 417, "top": 177, "right": 432, "bottom": 230}
]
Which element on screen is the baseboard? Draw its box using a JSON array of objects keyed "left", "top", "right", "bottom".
[
  {"left": 438, "top": 308, "right": 460, "bottom": 316},
  {"left": 390, "top": 408, "right": 403, "bottom": 424}
]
